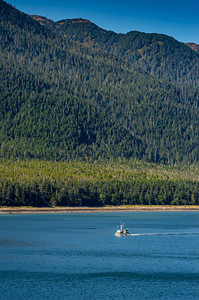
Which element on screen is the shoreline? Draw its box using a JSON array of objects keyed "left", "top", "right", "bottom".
[{"left": 0, "top": 205, "right": 199, "bottom": 214}]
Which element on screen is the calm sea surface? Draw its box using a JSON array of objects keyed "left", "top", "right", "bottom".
[{"left": 0, "top": 212, "right": 199, "bottom": 299}]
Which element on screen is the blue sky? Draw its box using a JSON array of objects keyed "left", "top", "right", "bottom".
[{"left": 8, "top": 0, "right": 199, "bottom": 43}]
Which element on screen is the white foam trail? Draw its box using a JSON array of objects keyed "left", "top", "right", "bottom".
[{"left": 130, "top": 232, "right": 199, "bottom": 236}]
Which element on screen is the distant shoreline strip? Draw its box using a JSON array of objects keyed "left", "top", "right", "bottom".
[{"left": 0, "top": 206, "right": 199, "bottom": 214}]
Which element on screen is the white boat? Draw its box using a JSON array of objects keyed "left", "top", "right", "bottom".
[{"left": 115, "top": 224, "right": 130, "bottom": 236}]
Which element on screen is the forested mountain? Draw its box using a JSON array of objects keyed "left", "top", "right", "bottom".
[
  {"left": 185, "top": 43, "right": 199, "bottom": 54},
  {"left": 31, "top": 15, "right": 199, "bottom": 88},
  {"left": 1, "top": 0, "right": 199, "bottom": 164}
]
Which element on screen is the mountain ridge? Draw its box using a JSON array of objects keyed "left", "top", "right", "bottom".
[
  {"left": 30, "top": 15, "right": 54, "bottom": 26},
  {"left": 30, "top": 15, "right": 199, "bottom": 55},
  {"left": 1, "top": 0, "right": 199, "bottom": 164},
  {"left": 30, "top": 15, "right": 199, "bottom": 88},
  {"left": 185, "top": 42, "right": 199, "bottom": 54}
]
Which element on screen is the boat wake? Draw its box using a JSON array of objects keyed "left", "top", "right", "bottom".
[{"left": 130, "top": 232, "right": 199, "bottom": 236}]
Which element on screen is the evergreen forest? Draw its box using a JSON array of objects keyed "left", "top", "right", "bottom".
[
  {"left": 1, "top": 160, "right": 199, "bottom": 207},
  {"left": 1, "top": 1, "right": 199, "bottom": 206}
]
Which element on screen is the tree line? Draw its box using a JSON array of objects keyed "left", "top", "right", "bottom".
[{"left": 1, "top": 160, "right": 199, "bottom": 207}]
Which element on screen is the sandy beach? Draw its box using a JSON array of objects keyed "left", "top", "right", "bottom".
[{"left": 0, "top": 205, "right": 199, "bottom": 214}]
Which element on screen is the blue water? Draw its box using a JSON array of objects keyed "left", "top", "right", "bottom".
[{"left": 0, "top": 212, "right": 199, "bottom": 299}]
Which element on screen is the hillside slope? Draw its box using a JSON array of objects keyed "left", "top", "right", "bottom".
[
  {"left": 31, "top": 16, "right": 199, "bottom": 88},
  {"left": 0, "top": 1, "right": 199, "bottom": 164},
  {"left": 186, "top": 43, "right": 199, "bottom": 54}
]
